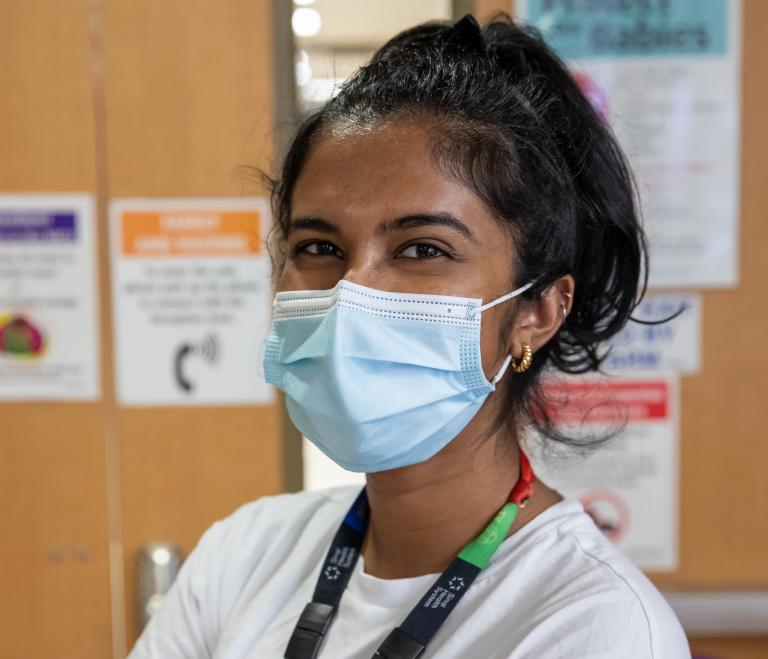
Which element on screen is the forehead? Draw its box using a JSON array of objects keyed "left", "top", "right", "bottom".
[{"left": 290, "top": 119, "right": 498, "bottom": 231}]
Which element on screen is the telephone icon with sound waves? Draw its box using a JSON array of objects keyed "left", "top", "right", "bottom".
[{"left": 173, "top": 334, "right": 219, "bottom": 393}]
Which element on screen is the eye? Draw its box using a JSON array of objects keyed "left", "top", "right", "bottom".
[
  {"left": 295, "top": 240, "right": 344, "bottom": 258},
  {"left": 398, "top": 243, "right": 449, "bottom": 259}
]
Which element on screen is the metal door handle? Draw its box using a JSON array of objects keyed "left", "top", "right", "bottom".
[{"left": 137, "top": 542, "right": 183, "bottom": 631}]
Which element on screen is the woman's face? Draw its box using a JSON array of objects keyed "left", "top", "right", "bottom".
[{"left": 277, "top": 118, "right": 524, "bottom": 378}]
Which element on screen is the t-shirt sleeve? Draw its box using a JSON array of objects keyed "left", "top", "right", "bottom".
[
  {"left": 508, "top": 582, "right": 690, "bottom": 659},
  {"left": 127, "top": 520, "right": 225, "bottom": 659},
  {"left": 127, "top": 499, "right": 269, "bottom": 659},
  {"left": 505, "top": 524, "right": 690, "bottom": 659}
]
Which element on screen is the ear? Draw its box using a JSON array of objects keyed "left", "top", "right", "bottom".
[{"left": 509, "top": 275, "right": 575, "bottom": 358}]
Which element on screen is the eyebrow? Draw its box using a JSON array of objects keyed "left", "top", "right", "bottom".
[
  {"left": 289, "top": 211, "right": 479, "bottom": 245},
  {"left": 382, "top": 212, "right": 479, "bottom": 244},
  {"left": 288, "top": 217, "right": 339, "bottom": 234}
]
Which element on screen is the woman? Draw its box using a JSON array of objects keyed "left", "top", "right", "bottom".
[{"left": 131, "top": 13, "right": 689, "bottom": 659}]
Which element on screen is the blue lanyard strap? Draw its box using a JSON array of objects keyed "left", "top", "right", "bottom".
[
  {"left": 285, "top": 489, "right": 370, "bottom": 659},
  {"left": 313, "top": 488, "right": 370, "bottom": 606},
  {"left": 284, "top": 451, "right": 535, "bottom": 659}
]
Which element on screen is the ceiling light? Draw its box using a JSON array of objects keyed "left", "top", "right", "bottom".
[
  {"left": 292, "top": 8, "right": 321, "bottom": 38},
  {"left": 295, "top": 50, "right": 312, "bottom": 87}
]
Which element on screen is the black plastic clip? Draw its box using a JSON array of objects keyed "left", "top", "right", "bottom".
[
  {"left": 284, "top": 602, "right": 336, "bottom": 659},
  {"left": 373, "top": 627, "right": 425, "bottom": 659}
]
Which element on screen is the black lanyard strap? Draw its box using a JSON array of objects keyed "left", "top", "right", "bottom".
[
  {"left": 373, "top": 628, "right": 426, "bottom": 659},
  {"left": 284, "top": 603, "right": 337, "bottom": 659},
  {"left": 285, "top": 489, "right": 369, "bottom": 659},
  {"left": 373, "top": 556, "right": 483, "bottom": 659},
  {"left": 378, "top": 557, "right": 483, "bottom": 657}
]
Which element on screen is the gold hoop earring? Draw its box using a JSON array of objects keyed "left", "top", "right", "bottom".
[{"left": 510, "top": 344, "right": 533, "bottom": 373}]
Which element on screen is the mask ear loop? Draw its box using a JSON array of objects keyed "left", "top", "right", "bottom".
[
  {"left": 478, "top": 281, "right": 535, "bottom": 312},
  {"left": 481, "top": 281, "right": 536, "bottom": 386},
  {"left": 491, "top": 354, "right": 513, "bottom": 385}
]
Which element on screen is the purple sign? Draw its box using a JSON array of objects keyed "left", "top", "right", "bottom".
[{"left": 0, "top": 210, "right": 77, "bottom": 242}]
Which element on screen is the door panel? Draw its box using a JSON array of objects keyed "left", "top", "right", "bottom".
[
  {"left": 1, "top": 1, "right": 282, "bottom": 656},
  {"left": 0, "top": 3, "right": 112, "bottom": 656},
  {"left": 100, "top": 0, "right": 281, "bottom": 647}
]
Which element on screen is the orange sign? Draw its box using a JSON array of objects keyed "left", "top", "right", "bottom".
[{"left": 121, "top": 209, "right": 261, "bottom": 257}]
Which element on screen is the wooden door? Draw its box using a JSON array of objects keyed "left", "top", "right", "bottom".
[
  {"left": 0, "top": 2, "right": 113, "bottom": 657},
  {"left": 0, "top": 1, "right": 283, "bottom": 656}
]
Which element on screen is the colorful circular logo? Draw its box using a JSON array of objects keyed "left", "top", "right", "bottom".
[
  {"left": 0, "top": 314, "right": 46, "bottom": 358},
  {"left": 581, "top": 490, "right": 630, "bottom": 544}
]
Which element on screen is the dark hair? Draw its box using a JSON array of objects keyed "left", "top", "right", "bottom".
[{"left": 263, "top": 13, "right": 648, "bottom": 448}]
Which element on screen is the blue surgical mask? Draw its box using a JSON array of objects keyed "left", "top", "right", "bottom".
[{"left": 263, "top": 279, "right": 534, "bottom": 473}]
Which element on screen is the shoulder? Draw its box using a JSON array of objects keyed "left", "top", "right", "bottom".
[
  {"left": 181, "top": 486, "right": 360, "bottom": 616},
  {"left": 215, "top": 485, "right": 359, "bottom": 529},
  {"left": 493, "top": 500, "right": 690, "bottom": 658},
  {"left": 129, "top": 488, "right": 360, "bottom": 657},
  {"left": 198, "top": 485, "right": 360, "bottom": 560}
]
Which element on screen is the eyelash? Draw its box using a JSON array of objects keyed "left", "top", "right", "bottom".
[
  {"left": 398, "top": 243, "right": 450, "bottom": 259},
  {"left": 293, "top": 240, "right": 451, "bottom": 260},
  {"left": 293, "top": 240, "right": 343, "bottom": 258}
]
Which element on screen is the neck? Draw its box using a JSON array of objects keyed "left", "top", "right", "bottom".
[{"left": 362, "top": 424, "right": 562, "bottom": 580}]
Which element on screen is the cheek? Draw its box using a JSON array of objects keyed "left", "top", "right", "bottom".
[
  {"left": 273, "top": 262, "right": 293, "bottom": 292},
  {"left": 274, "top": 263, "right": 314, "bottom": 293},
  {"left": 274, "top": 258, "right": 346, "bottom": 292}
]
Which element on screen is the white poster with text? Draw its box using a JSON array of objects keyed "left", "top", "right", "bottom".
[
  {"left": 605, "top": 293, "right": 701, "bottom": 374},
  {"left": 110, "top": 198, "right": 274, "bottom": 406},
  {"left": 530, "top": 375, "right": 679, "bottom": 571},
  {"left": 0, "top": 194, "right": 100, "bottom": 400},
  {"left": 518, "top": 0, "right": 741, "bottom": 288}
]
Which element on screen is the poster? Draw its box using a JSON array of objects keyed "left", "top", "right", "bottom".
[
  {"left": 517, "top": 0, "right": 741, "bottom": 288},
  {"left": 605, "top": 292, "right": 701, "bottom": 374},
  {"left": 530, "top": 375, "right": 679, "bottom": 570},
  {"left": 110, "top": 198, "right": 275, "bottom": 406},
  {"left": 0, "top": 194, "right": 100, "bottom": 400}
]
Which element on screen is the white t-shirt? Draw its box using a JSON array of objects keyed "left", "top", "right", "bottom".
[{"left": 129, "top": 486, "right": 690, "bottom": 659}]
